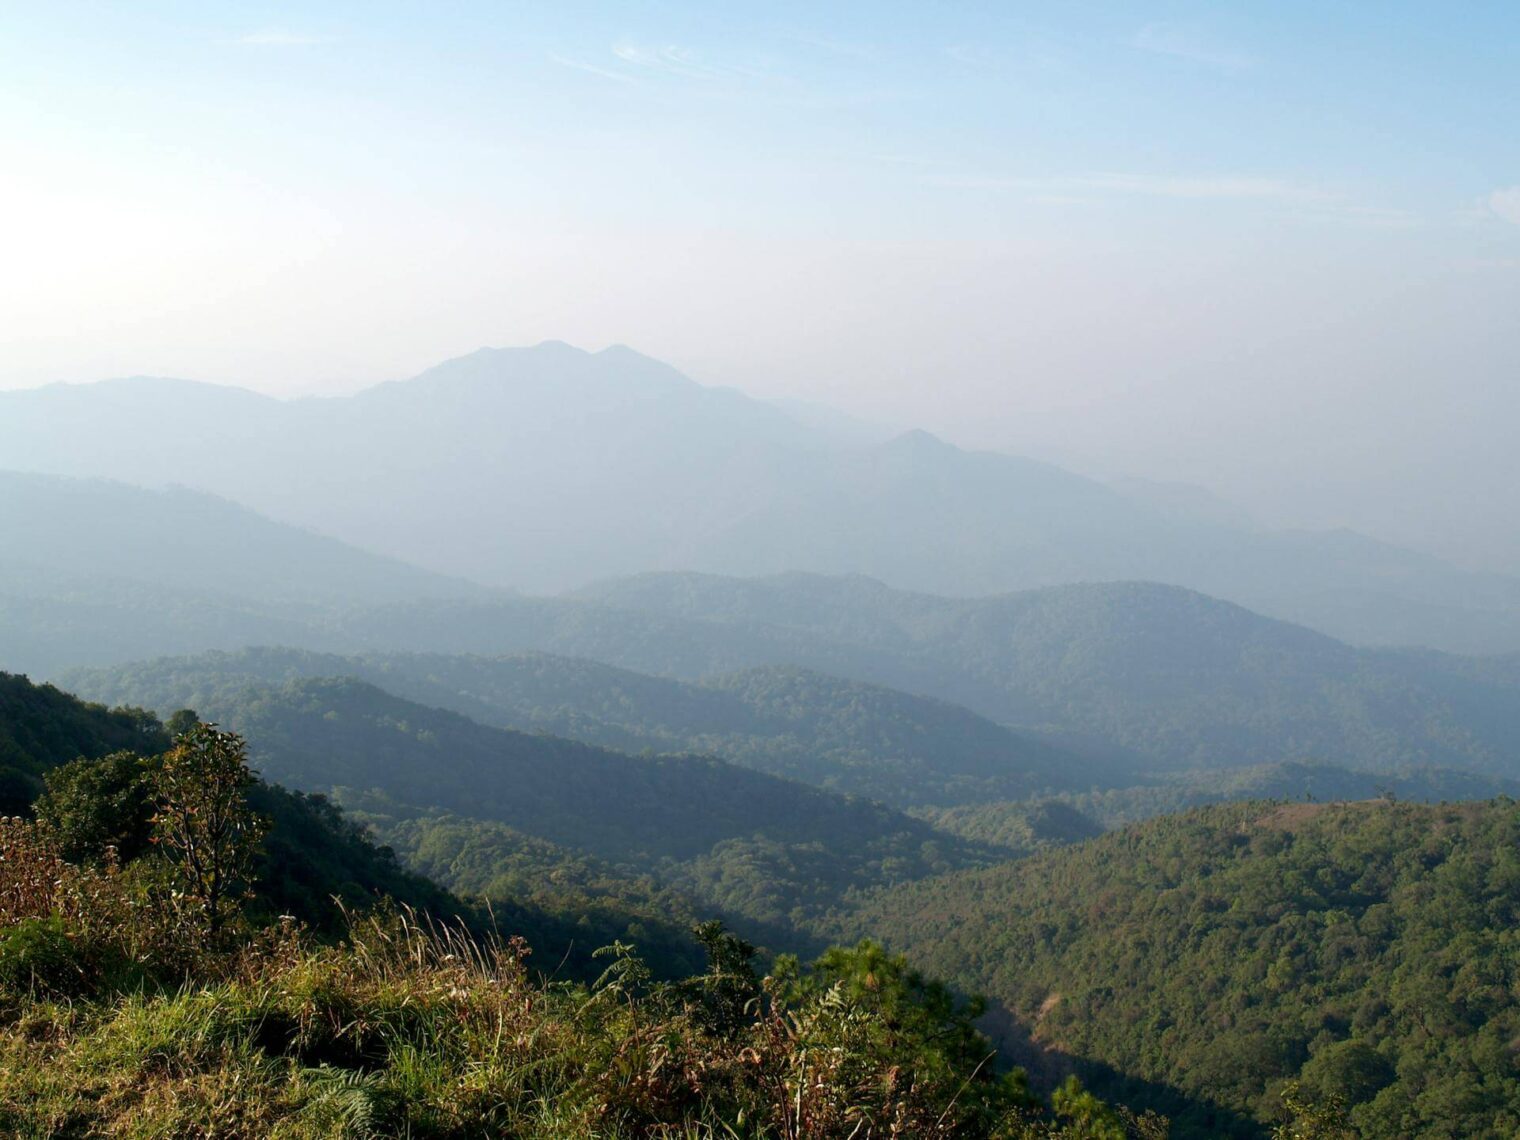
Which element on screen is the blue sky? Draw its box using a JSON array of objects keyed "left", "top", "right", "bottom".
[
  {"left": 7, "top": 2, "right": 1516, "bottom": 240},
  {"left": 1, "top": 2, "right": 1518, "bottom": 564}
]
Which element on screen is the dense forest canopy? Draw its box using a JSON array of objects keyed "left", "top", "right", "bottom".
[{"left": 848, "top": 799, "right": 1520, "bottom": 1138}]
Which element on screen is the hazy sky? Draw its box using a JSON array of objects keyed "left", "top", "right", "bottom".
[{"left": 2, "top": 3, "right": 1517, "bottom": 566}]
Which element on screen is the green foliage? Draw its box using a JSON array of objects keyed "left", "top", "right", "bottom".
[
  {"left": 915, "top": 799, "right": 1106, "bottom": 853},
  {"left": 0, "top": 670, "right": 165, "bottom": 814},
  {"left": 35, "top": 749, "right": 156, "bottom": 863},
  {"left": 0, "top": 915, "right": 88, "bottom": 998},
  {"left": 0, "top": 905, "right": 1149, "bottom": 1138},
  {"left": 151, "top": 722, "right": 269, "bottom": 943},
  {"left": 774, "top": 939, "right": 995, "bottom": 1089},
  {"left": 1272, "top": 1083, "right": 1358, "bottom": 1140},
  {"left": 850, "top": 799, "right": 1520, "bottom": 1137}
]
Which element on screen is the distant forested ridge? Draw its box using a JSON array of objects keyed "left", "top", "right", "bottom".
[
  {"left": 52, "top": 670, "right": 993, "bottom": 938},
  {"left": 848, "top": 798, "right": 1520, "bottom": 1138},
  {"left": 63, "top": 647, "right": 1102, "bottom": 806},
  {"left": 58, "top": 581, "right": 1520, "bottom": 787},
  {"left": 570, "top": 573, "right": 1520, "bottom": 776}
]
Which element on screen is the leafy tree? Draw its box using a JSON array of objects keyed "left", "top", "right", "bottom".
[
  {"left": 150, "top": 721, "right": 267, "bottom": 943},
  {"left": 34, "top": 750, "right": 155, "bottom": 864},
  {"left": 1273, "top": 1082, "right": 1358, "bottom": 1139}
]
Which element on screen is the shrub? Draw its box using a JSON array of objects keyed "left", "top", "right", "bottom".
[{"left": 0, "top": 916, "right": 88, "bottom": 998}]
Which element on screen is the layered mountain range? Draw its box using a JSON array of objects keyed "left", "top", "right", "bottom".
[{"left": 4, "top": 341, "right": 1519, "bottom": 653}]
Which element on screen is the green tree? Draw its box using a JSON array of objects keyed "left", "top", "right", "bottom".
[
  {"left": 34, "top": 750, "right": 155, "bottom": 864},
  {"left": 680, "top": 919, "right": 761, "bottom": 1037},
  {"left": 150, "top": 722, "right": 267, "bottom": 944},
  {"left": 1272, "top": 1081, "right": 1358, "bottom": 1139}
]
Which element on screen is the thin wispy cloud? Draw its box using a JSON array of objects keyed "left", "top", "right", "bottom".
[
  {"left": 1087, "top": 173, "right": 1326, "bottom": 201},
  {"left": 1133, "top": 23, "right": 1254, "bottom": 73},
  {"left": 610, "top": 42, "right": 765, "bottom": 83},
  {"left": 779, "top": 30, "right": 878, "bottom": 62},
  {"left": 870, "top": 153, "right": 940, "bottom": 168},
  {"left": 1489, "top": 186, "right": 1520, "bottom": 225},
  {"left": 547, "top": 52, "right": 635, "bottom": 83},
  {"left": 922, "top": 172, "right": 1327, "bottom": 202},
  {"left": 236, "top": 29, "right": 330, "bottom": 47},
  {"left": 920, "top": 169, "right": 1416, "bottom": 226}
]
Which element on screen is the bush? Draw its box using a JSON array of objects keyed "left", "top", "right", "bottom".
[{"left": 0, "top": 916, "right": 88, "bottom": 998}]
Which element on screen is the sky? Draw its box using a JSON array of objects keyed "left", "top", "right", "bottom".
[{"left": 1, "top": 2, "right": 1518, "bottom": 567}]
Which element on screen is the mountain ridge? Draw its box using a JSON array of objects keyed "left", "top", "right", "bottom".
[{"left": 3, "top": 341, "right": 1519, "bottom": 651}]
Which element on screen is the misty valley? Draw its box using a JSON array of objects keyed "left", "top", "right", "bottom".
[{"left": 0, "top": 343, "right": 1517, "bottom": 1138}]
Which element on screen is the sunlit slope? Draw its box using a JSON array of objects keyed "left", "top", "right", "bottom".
[{"left": 848, "top": 799, "right": 1520, "bottom": 1138}]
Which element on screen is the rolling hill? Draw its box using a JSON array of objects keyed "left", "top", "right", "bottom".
[
  {"left": 57, "top": 671, "right": 990, "bottom": 932},
  {"left": 577, "top": 573, "right": 1520, "bottom": 777},
  {"left": 55, "top": 574, "right": 1520, "bottom": 779}
]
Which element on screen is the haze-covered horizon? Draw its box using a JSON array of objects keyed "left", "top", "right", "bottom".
[
  {"left": 3, "top": 5, "right": 1519, "bottom": 574},
  {"left": 4, "top": 335, "right": 1516, "bottom": 579}
]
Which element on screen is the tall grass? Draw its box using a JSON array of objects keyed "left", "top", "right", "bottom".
[{"left": 0, "top": 821, "right": 1159, "bottom": 1137}]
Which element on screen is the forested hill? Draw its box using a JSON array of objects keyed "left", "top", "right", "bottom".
[
  {"left": 847, "top": 798, "right": 1520, "bottom": 1138},
  {"left": 0, "top": 671, "right": 470, "bottom": 936},
  {"left": 0, "top": 672, "right": 166, "bottom": 813},
  {"left": 574, "top": 573, "right": 1520, "bottom": 775},
  {"left": 0, "top": 669, "right": 717, "bottom": 978},
  {"left": 63, "top": 647, "right": 1102, "bottom": 806},
  {"left": 56, "top": 672, "right": 990, "bottom": 935},
  {"left": 50, "top": 576, "right": 1520, "bottom": 779}
]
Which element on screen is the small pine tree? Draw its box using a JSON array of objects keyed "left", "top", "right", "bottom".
[{"left": 150, "top": 722, "right": 267, "bottom": 945}]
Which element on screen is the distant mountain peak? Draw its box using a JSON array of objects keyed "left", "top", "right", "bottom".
[
  {"left": 378, "top": 340, "right": 702, "bottom": 401},
  {"left": 882, "top": 428, "right": 957, "bottom": 454}
]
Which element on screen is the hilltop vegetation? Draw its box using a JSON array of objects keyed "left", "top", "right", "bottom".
[
  {"left": 0, "top": 672, "right": 166, "bottom": 813},
  {"left": 0, "top": 668, "right": 1151, "bottom": 1138},
  {"left": 0, "top": 902, "right": 1150, "bottom": 1139},
  {"left": 1053, "top": 760, "right": 1520, "bottom": 828},
  {"left": 848, "top": 799, "right": 1520, "bottom": 1138}
]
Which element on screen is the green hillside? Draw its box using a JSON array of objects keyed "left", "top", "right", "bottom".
[
  {"left": 847, "top": 798, "right": 1520, "bottom": 1138},
  {"left": 0, "top": 670, "right": 716, "bottom": 980},
  {"left": 0, "top": 677, "right": 1134, "bottom": 1138},
  {"left": 33, "top": 572, "right": 1520, "bottom": 782},
  {"left": 58, "top": 671, "right": 991, "bottom": 931},
  {"left": 0, "top": 672, "right": 167, "bottom": 813}
]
